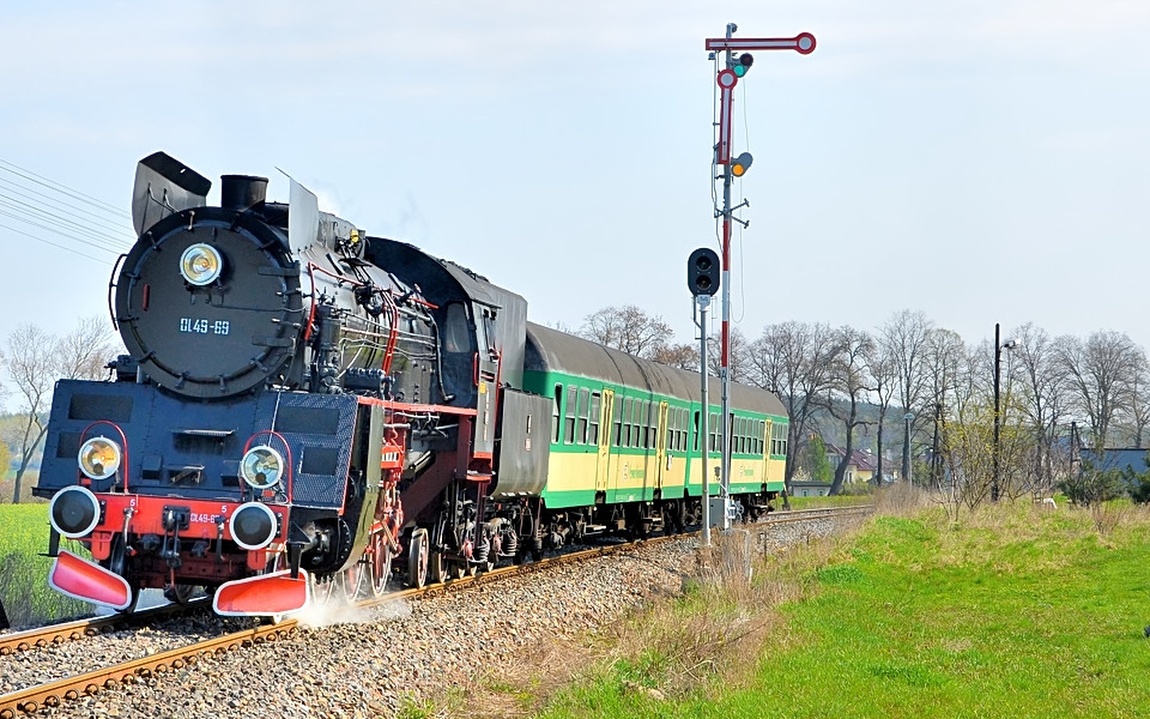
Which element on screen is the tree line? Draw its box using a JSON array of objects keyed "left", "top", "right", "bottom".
[
  {"left": 5, "top": 308, "right": 1144, "bottom": 510},
  {"left": 578, "top": 305, "right": 1150, "bottom": 510}
]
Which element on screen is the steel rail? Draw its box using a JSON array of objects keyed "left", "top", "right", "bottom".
[
  {"left": 1, "top": 504, "right": 869, "bottom": 718},
  {"left": 0, "top": 620, "right": 297, "bottom": 719},
  {"left": 0, "top": 597, "right": 210, "bottom": 657}
]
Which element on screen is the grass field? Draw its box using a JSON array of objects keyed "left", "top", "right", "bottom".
[
  {"left": 0, "top": 502, "right": 92, "bottom": 628},
  {"left": 460, "top": 493, "right": 1150, "bottom": 719}
]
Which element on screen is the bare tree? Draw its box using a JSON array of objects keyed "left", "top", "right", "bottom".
[
  {"left": 650, "top": 342, "right": 699, "bottom": 371},
  {"left": 868, "top": 339, "right": 899, "bottom": 487},
  {"left": 57, "top": 316, "right": 117, "bottom": 380},
  {"left": 920, "top": 327, "right": 965, "bottom": 487},
  {"left": 3, "top": 325, "right": 58, "bottom": 503},
  {"left": 1, "top": 317, "right": 116, "bottom": 503},
  {"left": 1055, "top": 330, "right": 1146, "bottom": 449},
  {"left": 706, "top": 326, "right": 751, "bottom": 383},
  {"left": 579, "top": 305, "right": 673, "bottom": 359},
  {"left": 827, "top": 327, "right": 873, "bottom": 495},
  {"left": 879, "top": 310, "right": 934, "bottom": 482},
  {"left": 746, "top": 321, "right": 841, "bottom": 492},
  {"left": 1124, "top": 371, "right": 1150, "bottom": 448},
  {"left": 1012, "top": 323, "right": 1071, "bottom": 496},
  {"left": 940, "top": 342, "right": 994, "bottom": 510}
]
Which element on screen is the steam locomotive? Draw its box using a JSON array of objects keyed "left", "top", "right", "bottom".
[{"left": 35, "top": 152, "right": 789, "bottom": 616}]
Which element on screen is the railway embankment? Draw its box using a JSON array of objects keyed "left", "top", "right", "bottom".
[{"left": 488, "top": 490, "right": 1150, "bottom": 719}]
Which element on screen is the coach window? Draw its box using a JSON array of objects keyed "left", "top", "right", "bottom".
[
  {"left": 649, "top": 404, "right": 658, "bottom": 449},
  {"left": 589, "top": 392, "right": 601, "bottom": 445},
  {"left": 692, "top": 411, "right": 700, "bottom": 453},
  {"left": 771, "top": 422, "right": 788, "bottom": 457},
  {"left": 577, "top": 387, "right": 590, "bottom": 444},
  {"left": 635, "top": 400, "right": 644, "bottom": 448},
  {"left": 621, "top": 398, "right": 631, "bottom": 447},
  {"left": 649, "top": 402, "right": 657, "bottom": 449},
  {"left": 565, "top": 386, "right": 578, "bottom": 444},
  {"left": 613, "top": 396, "right": 623, "bottom": 446},
  {"left": 552, "top": 385, "right": 562, "bottom": 444},
  {"left": 629, "top": 398, "right": 638, "bottom": 448}
]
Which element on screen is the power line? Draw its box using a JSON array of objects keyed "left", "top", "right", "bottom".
[
  {"left": 0, "top": 156, "right": 134, "bottom": 260},
  {"left": 0, "top": 158, "right": 126, "bottom": 219},
  {"left": 0, "top": 175, "right": 133, "bottom": 242},
  {"left": 0, "top": 219, "right": 108, "bottom": 262}
]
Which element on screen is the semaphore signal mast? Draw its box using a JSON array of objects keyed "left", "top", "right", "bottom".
[{"left": 701, "top": 23, "right": 815, "bottom": 530}]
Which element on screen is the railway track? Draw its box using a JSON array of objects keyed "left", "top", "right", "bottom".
[
  {"left": 0, "top": 598, "right": 210, "bottom": 657},
  {"left": 0, "top": 504, "right": 870, "bottom": 718}
]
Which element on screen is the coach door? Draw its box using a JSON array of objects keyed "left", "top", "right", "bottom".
[
  {"left": 595, "top": 389, "right": 614, "bottom": 493},
  {"left": 654, "top": 401, "right": 669, "bottom": 491}
]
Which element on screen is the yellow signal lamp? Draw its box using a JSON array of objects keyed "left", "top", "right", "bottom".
[{"left": 732, "top": 152, "right": 754, "bottom": 178}]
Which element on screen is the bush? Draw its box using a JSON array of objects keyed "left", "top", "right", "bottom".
[{"left": 1058, "top": 460, "right": 1124, "bottom": 506}]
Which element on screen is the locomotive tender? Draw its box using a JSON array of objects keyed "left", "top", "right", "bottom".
[{"left": 35, "top": 152, "right": 789, "bottom": 616}]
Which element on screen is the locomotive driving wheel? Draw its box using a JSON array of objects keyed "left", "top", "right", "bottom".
[
  {"left": 342, "top": 562, "right": 364, "bottom": 601},
  {"left": 407, "top": 528, "right": 428, "bottom": 589},
  {"left": 311, "top": 573, "right": 338, "bottom": 604},
  {"left": 370, "top": 532, "right": 392, "bottom": 598},
  {"left": 429, "top": 550, "right": 448, "bottom": 586}
]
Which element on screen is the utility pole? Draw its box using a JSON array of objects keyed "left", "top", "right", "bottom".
[
  {"left": 992, "top": 322, "right": 1016, "bottom": 501},
  {"left": 705, "top": 25, "right": 815, "bottom": 523}
]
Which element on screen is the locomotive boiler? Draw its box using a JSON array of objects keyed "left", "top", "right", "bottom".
[{"left": 36, "top": 151, "right": 790, "bottom": 617}]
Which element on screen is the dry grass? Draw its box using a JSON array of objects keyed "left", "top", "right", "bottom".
[
  {"left": 873, "top": 482, "right": 933, "bottom": 516},
  {"left": 444, "top": 521, "right": 867, "bottom": 719}
]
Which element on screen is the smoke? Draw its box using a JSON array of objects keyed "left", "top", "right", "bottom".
[{"left": 292, "top": 592, "right": 411, "bottom": 629}]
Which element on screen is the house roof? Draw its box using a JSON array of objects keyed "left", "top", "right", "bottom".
[
  {"left": 1079, "top": 448, "right": 1149, "bottom": 474},
  {"left": 824, "top": 442, "right": 878, "bottom": 472},
  {"left": 849, "top": 449, "right": 878, "bottom": 472}
]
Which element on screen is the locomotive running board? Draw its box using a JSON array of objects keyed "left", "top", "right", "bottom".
[
  {"left": 47, "top": 550, "right": 133, "bottom": 611},
  {"left": 213, "top": 569, "right": 309, "bottom": 617}
]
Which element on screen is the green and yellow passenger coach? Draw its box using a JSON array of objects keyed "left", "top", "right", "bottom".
[{"left": 522, "top": 322, "right": 789, "bottom": 532}]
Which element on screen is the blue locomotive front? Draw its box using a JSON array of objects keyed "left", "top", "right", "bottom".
[{"left": 35, "top": 153, "right": 440, "bottom": 614}]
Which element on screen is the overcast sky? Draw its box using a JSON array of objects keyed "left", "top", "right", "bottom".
[{"left": 2, "top": 0, "right": 1148, "bottom": 400}]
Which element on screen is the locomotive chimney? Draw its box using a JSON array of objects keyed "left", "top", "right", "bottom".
[{"left": 220, "top": 174, "right": 268, "bottom": 212}]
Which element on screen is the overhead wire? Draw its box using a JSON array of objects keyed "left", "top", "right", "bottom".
[{"left": 0, "top": 156, "right": 134, "bottom": 260}]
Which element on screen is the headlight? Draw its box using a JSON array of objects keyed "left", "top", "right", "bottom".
[
  {"left": 179, "top": 243, "right": 223, "bottom": 286},
  {"left": 229, "top": 502, "right": 278, "bottom": 550},
  {"left": 49, "top": 486, "right": 101, "bottom": 538},
  {"left": 240, "top": 445, "right": 285, "bottom": 489},
  {"left": 78, "top": 437, "right": 121, "bottom": 480}
]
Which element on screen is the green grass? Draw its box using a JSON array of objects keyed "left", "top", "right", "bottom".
[
  {"left": 530, "top": 503, "right": 1150, "bottom": 719},
  {"left": 0, "top": 502, "right": 92, "bottom": 628},
  {"left": 786, "top": 492, "right": 872, "bottom": 510}
]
